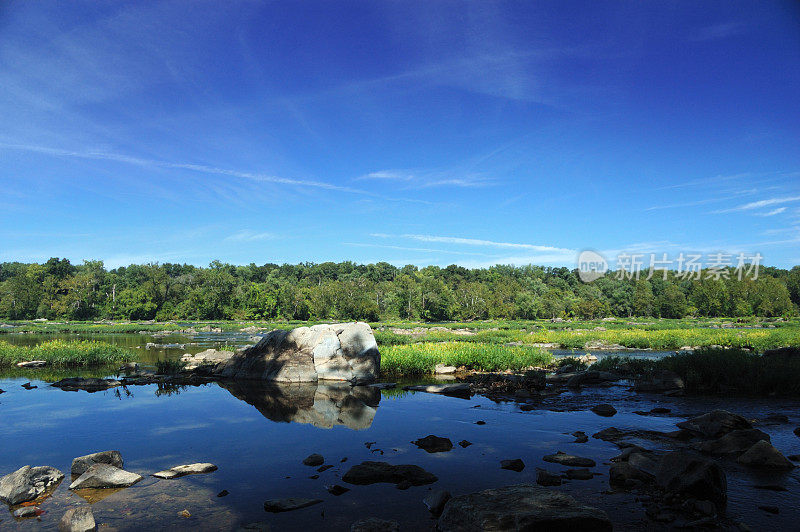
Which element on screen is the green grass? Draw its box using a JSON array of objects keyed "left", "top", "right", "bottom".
[
  {"left": 589, "top": 347, "right": 800, "bottom": 396},
  {"left": 155, "top": 359, "right": 186, "bottom": 374},
  {"left": 380, "top": 341, "right": 553, "bottom": 376},
  {"left": 0, "top": 339, "right": 135, "bottom": 367}
]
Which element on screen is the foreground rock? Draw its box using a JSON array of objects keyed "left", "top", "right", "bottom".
[
  {"left": 696, "top": 429, "right": 770, "bottom": 455},
  {"left": 71, "top": 451, "right": 123, "bottom": 476},
  {"left": 737, "top": 440, "right": 795, "bottom": 469},
  {"left": 69, "top": 464, "right": 142, "bottom": 489},
  {"left": 676, "top": 410, "right": 751, "bottom": 438},
  {"left": 51, "top": 378, "right": 121, "bottom": 392},
  {"left": 263, "top": 498, "right": 323, "bottom": 512},
  {"left": 543, "top": 451, "right": 596, "bottom": 467},
  {"left": 215, "top": 322, "right": 379, "bottom": 383},
  {"left": 59, "top": 507, "right": 96, "bottom": 532},
  {"left": 655, "top": 451, "right": 727, "bottom": 509},
  {"left": 424, "top": 489, "right": 451, "bottom": 517},
  {"left": 438, "top": 484, "right": 612, "bottom": 531},
  {"left": 402, "top": 383, "right": 470, "bottom": 396},
  {"left": 0, "top": 465, "right": 64, "bottom": 505},
  {"left": 412, "top": 435, "right": 453, "bottom": 453},
  {"left": 342, "top": 461, "right": 437, "bottom": 486},
  {"left": 350, "top": 518, "right": 400, "bottom": 532},
  {"left": 180, "top": 349, "right": 234, "bottom": 373},
  {"left": 152, "top": 463, "right": 218, "bottom": 479}
]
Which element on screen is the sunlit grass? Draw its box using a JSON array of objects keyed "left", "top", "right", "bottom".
[
  {"left": 0, "top": 340, "right": 134, "bottom": 367},
  {"left": 380, "top": 341, "right": 552, "bottom": 376}
]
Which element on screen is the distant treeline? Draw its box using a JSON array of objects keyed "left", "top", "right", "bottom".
[{"left": 0, "top": 258, "right": 798, "bottom": 322}]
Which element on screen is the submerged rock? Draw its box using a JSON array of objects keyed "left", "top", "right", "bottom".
[
  {"left": 325, "top": 484, "right": 350, "bottom": 496},
  {"left": 302, "top": 454, "right": 325, "bottom": 466},
  {"left": 591, "top": 404, "right": 617, "bottom": 417},
  {"left": 13, "top": 506, "right": 38, "bottom": 518},
  {"left": 412, "top": 435, "right": 453, "bottom": 453},
  {"left": 215, "top": 322, "right": 380, "bottom": 383},
  {"left": 500, "top": 459, "right": 525, "bottom": 472},
  {"left": 676, "top": 410, "right": 751, "bottom": 439},
  {"left": 655, "top": 451, "right": 727, "bottom": 509},
  {"left": 543, "top": 451, "right": 596, "bottom": 467},
  {"left": 350, "top": 518, "right": 400, "bottom": 532},
  {"left": 69, "top": 464, "right": 142, "bottom": 489},
  {"left": 263, "top": 498, "right": 323, "bottom": 512},
  {"left": 152, "top": 463, "right": 218, "bottom": 479},
  {"left": 58, "top": 507, "right": 96, "bottom": 532},
  {"left": 0, "top": 465, "right": 64, "bottom": 505},
  {"left": 572, "top": 431, "right": 588, "bottom": 443},
  {"left": 437, "top": 484, "right": 612, "bottom": 531},
  {"left": 402, "top": 383, "right": 470, "bottom": 396},
  {"left": 71, "top": 451, "right": 123, "bottom": 477},
  {"left": 737, "top": 441, "right": 795, "bottom": 469},
  {"left": 536, "top": 470, "right": 562, "bottom": 486},
  {"left": 342, "top": 461, "right": 437, "bottom": 486}
]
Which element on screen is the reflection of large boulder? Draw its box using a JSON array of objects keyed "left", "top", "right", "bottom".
[
  {"left": 215, "top": 322, "right": 379, "bottom": 383},
  {"left": 219, "top": 381, "right": 380, "bottom": 430}
]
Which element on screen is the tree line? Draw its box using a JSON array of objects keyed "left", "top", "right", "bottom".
[{"left": 0, "top": 258, "right": 797, "bottom": 322}]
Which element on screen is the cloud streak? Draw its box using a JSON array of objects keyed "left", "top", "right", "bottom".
[
  {"left": 371, "top": 233, "right": 576, "bottom": 253},
  {"left": 715, "top": 195, "right": 800, "bottom": 213}
]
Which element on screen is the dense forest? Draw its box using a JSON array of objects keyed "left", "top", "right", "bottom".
[{"left": 0, "top": 259, "right": 797, "bottom": 322}]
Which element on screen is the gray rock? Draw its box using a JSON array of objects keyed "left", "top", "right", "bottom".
[
  {"left": 152, "top": 463, "right": 218, "bottom": 479},
  {"left": 215, "top": 322, "right": 379, "bottom": 383},
  {"left": 0, "top": 465, "right": 64, "bottom": 505},
  {"left": 16, "top": 360, "right": 47, "bottom": 368},
  {"left": 543, "top": 451, "right": 596, "bottom": 467},
  {"left": 434, "top": 364, "right": 457, "bottom": 374},
  {"left": 591, "top": 404, "right": 617, "bottom": 417},
  {"left": 438, "top": 484, "right": 612, "bottom": 531},
  {"left": 412, "top": 435, "right": 453, "bottom": 453},
  {"left": 180, "top": 349, "right": 234, "bottom": 373},
  {"left": 342, "top": 461, "right": 437, "bottom": 486},
  {"left": 402, "top": 383, "right": 470, "bottom": 395},
  {"left": 303, "top": 454, "right": 325, "bottom": 466},
  {"left": 676, "top": 410, "right": 751, "bottom": 439},
  {"left": 325, "top": 484, "right": 349, "bottom": 496},
  {"left": 367, "top": 382, "right": 396, "bottom": 390},
  {"left": 696, "top": 429, "right": 770, "bottom": 455},
  {"left": 69, "top": 464, "right": 142, "bottom": 489},
  {"left": 423, "top": 489, "right": 451, "bottom": 516},
  {"left": 564, "top": 468, "right": 594, "bottom": 480},
  {"left": 609, "top": 463, "right": 654, "bottom": 486},
  {"left": 536, "top": 470, "right": 562, "bottom": 486},
  {"left": 51, "top": 378, "right": 121, "bottom": 392},
  {"left": 350, "top": 518, "right": 400, "bottom": 532},
  {"left": 572, "top": 431, "right": 588, "bottom": 443},
  {"left": 71, "top": 451, "right": 123, "bottom": 477},
  {"left": 655, "top": 451, "right": 727, "bottom": 509},
  {"left": 592, "top": 427, "right": 626, "bottom": 441},
  {"left": 263, "top": 498, "right": 323, "bottom": 512},
  {"left": 737, "top": 441, "right": 795, "bottom": 469},
  {"left": 58, "top": 507, "right": 96, "bottom": 532}
]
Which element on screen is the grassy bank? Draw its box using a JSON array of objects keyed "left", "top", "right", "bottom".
[
  {"left": 380, "top": 341, "right": 552, "bottom": 376},
  {"left": 0, "top": 340, "right": 135, "bottom": 367},
  {"left": 590, "top": 347, "right": 800, "bottom": 396}
]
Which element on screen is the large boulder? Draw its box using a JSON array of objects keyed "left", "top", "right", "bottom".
[
  {"left": 0, "top": 465, "right": 64, "bottom": 505},
  {"left": 676, "top": 410, "right": 751, "bottom": 439},
  {"left": 437, "top": 484, "right": 612, "bottom": 531},
  {"left": 71, "top": 451, "right": 123, "bottom": 477},
  {"left": 696, "top": 429, "right": 770, "bottom": 456},
  {"left": 737, "top": 440, "right": 795, "bottom": 469},
  {"left": 69, "top": 464, "right": 142, "bottom": 490},
  {"left": 215, "top": 323, "right": 379, "bottom": 383},
  {"left": 655, "top": 451, "right": 727, "bottom": 509}
]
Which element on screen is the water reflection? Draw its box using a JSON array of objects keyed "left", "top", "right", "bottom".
[{"left": 218, "top": 381, "right": 380, "bottom": 430}]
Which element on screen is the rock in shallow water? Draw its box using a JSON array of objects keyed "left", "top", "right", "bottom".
[
  {"left": 302, "top": 454, "right": 324, "bottom": 466},
  {"left": 342, "top": 461, "right": 437, "bottom": 486},
  {"left": 655, "top": 451, "right": 727, "bottom": 509},
  {"left": 350, "top": 518, "right": 400, "bottom": 532},
  {"left": 69, "top": 464, "right": 142, "bottom": 490},
  {"left": 402, "top": 383, "right": 470, "bottom": 395},
  {"left": 696, "top": 429, "right": 770, "bottom": 456},
  {"left": 676, "top": 410, "right": 751, "bottom": 439},
  {"left": 437, "top": 484, "right": 612, "bottom": 531},
  {"left": 423, "top": 489, "right": 451, "bottom": 516},
  {"left": 737, "top": 440, "right": 795, "bottom": 469},
  {"left": 263, "top": 498, "right": 323, "bottom": 512},
  {"left": 0, "top": 465, "right": 64, "bottom": 505},
  {"left": 500, "top": 459, "right": 525, "bottom": 472},
  {"left": 412, "top": 435, "right": 453, "bottom": 453},
  {"left": 591, "top": 404, "right": 617, "bottom": 417},
  {"left": 152, "top": 463, "right": 218, "bottom": 479},
  {"left": 58, "top": 507, "right": 96, "bottom": 532},
  {"left": 543, "top": 451, "right": 596, "bottom": 468},
  {"left": 71, "top": 451, "right": 123, "bottom": 477}
]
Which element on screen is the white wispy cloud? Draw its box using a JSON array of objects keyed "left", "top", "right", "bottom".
[
  {"left": 715, "top": 195, "right": 800, "bottom": 213},
  {"left": 690, "top": 22, "right": 745, "bottom": 42},
  {"left": 356, "top": 170, "right": 414, "bottom": 181},
  {"left": 754, "top": 207, "right": 787, "bottom": 217},
  {"left": 226, "top": 230, "right": 277, "bottom": 242},
  {"left": 343, "top": 242, "right": 491, "bottom": 257},
  {"left": 371, "top": 233, "right": 575, "bottom": 253}
]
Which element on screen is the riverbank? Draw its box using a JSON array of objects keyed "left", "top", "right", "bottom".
[{"left": 0, "top": 340, "right": 134, "bottom": 367}]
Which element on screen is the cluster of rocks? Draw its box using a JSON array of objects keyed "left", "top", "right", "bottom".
[{"left": 0, "top": 450, "right": 217, "bottom": 529}]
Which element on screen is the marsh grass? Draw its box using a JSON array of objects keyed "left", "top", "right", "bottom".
[
  {"left": 155, "top": 359, "right": 186, "bottom": 374},
  {"left": 380, "top": 342, "right": 552, "bottom": 376},
  {"left": 590, "top": 347, "right": 800, "bottom": 396},
  {"left": 0, "top": 339, "right": 134, "bottom": 367}
]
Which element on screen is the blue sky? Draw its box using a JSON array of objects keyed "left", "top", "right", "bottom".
[{"left": 1, "top": 1, "right": 799, "bottom": 269}]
